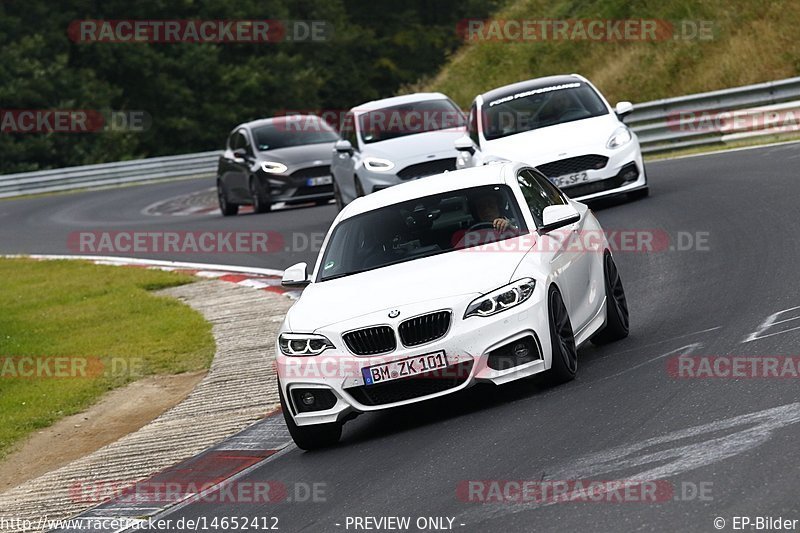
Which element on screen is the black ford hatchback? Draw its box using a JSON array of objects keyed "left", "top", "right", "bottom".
[{"left": 217, "top": 115, "right": 339, "bottom": 216}]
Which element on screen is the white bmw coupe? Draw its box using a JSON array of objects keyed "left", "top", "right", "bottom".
[{"left": 277, "top": 161, "right": 629, "bottom": 449}]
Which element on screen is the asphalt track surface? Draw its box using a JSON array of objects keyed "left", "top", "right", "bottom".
[{"left": 2, "top": 143, "right": 800, "bottom": 532}]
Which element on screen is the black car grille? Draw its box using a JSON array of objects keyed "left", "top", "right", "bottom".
[
  {"left": 344, "top": 360, "right": 473, "bottom": 406},
  {"left": 562, "top": 161, "right": 639, "bottom": 198},
  {"left": 398, "top": 311, "right": 451, "bottom": 347},
  {"left": 343, "top": 326, "right": 396, "bottom": 355},
  {"left": 291, "top": 165, "right": 331, "bottom": 179},
  {"left": 536, "top": 155, "right": 608, "bottom": 178},
  {"left": 396, "top": 158, "right": 457, "bottom": 180}
]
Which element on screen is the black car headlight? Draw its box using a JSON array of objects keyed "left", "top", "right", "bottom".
[
  {"left": 464, "top": 278, "right": 536, "bottom": 319},
  {"left": 278, "top": 333, "right": 334, "bottom": 356}
]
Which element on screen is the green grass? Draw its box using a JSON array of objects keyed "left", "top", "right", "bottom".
[
  {"left": 422, "top": 0, "right": 800, "bottom": 108},
  {"left": 0, "top": 258, "right": 215, "bottom": 459}
]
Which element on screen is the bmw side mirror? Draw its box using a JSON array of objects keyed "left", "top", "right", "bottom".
[
  {"left": 454, "top": 136, "right": 476, "bottom": 155},
  {"left": 335, "top": 140, "right": 354, "bottom": 155},
  {"left": 282, "top": 262, "right": 311, "bottom": 288},
  {"left": 615, "top": 101, "right": 633, "bottom": 119},
  {"left": 540, "top": 204, "right": 580, "bottom": 234}
]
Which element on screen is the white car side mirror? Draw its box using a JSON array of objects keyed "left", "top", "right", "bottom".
[
  {"left": 541, "top": 204, "right": 580, "bottom": 233},
  {"left": 615, "top": 101, "right": 634, "bottom": 118},
  {"left": 334, "top": 139, "right": 354, "bottom": 155},
  {"left": 454, "top": 136, "right": 476, "bottom": 155},
  {"left": 282, "top": 262, "right": 310, "bottom": 288}
]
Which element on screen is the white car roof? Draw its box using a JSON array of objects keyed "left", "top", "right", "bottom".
[
  {"left": 352, "top": 92, "right": 450, "bottom": 114},
  {"left": 339, "top": 162, "right": 523, "bottom": 219}
]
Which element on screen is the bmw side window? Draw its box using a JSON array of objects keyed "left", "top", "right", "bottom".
[
  {"left": 227, "top": 132, "right": 236, "bottom": 150},
  {"left": 517, "top": 169, "right": 566, "bottom": 227},
  {"left": 468, "top": 103, "right": 480, "bottom": 147}
]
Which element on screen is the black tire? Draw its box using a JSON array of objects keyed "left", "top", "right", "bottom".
[
  {"left": 217, "top": 181, "right": 238, "bottom": 216},
  {"left": 354, "top": 176, "right": 365, "bottom": 198},
  {"left": 591, "top": 252, "right": 630, "bottom": 345},
  {"left": 628, "top": 187, "right": 649, "bottom": 200},
  {"left": 279, "top": 383, "right": 341, "bottom": 450},
  {"left": 334, "top": 180, "right": 346, "bottom": 211},
  {"left": 547, "top": 286, "right": 578, "bottom": 384},
  {"left": 250, "top": 178, "right": 271, "bottom": 214}
]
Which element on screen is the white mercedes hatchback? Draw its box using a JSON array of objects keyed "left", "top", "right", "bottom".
[
  {"left": 455, "top": 74, "right": 648, "bottom": 202},
  {"left": 277, "top": 162, "right": 630, "bottom": 449}
]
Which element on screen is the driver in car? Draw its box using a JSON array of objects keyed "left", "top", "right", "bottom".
[{"left": 474, "top": 193, "right": 518, "bottom": 232}]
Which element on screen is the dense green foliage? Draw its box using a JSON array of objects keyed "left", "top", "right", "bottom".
[{"left": 0, "top": 0, "right": 500, "bottom": 173}]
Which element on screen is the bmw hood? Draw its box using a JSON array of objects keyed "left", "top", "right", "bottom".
[
  {"left": 483, "top": 114, "right": 622, "bottom": 166},
  {"left": 286, "top": 242, "right": 533, "bottom": 331}
]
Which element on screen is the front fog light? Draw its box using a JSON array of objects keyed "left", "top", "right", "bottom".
[{"left": 301, "top": 391, "right": 316, "bottom": 406}]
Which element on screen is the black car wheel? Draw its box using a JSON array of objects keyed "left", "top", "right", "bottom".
[
  {"left": 591, "top": 252, "right": 630, "bottom": 345},
  {"left": 354, "top": 176, "right": 365, "bottom": 198},
  {"left": 547, "top": 286, "right": 578, "bottom": 384},
  {"left": 334, "top": 180, "right": 346, "bottom": 211},
  {"left": 250, "top": 177, "right": 271, "bottom": 214},
  {"left": 217, "top": 181, "right": 238, "bottom": 216}
]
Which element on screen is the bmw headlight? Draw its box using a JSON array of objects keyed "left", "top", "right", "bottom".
[
  {"left": 606, "top": 127, "right": 632, "bottom": 149},
  {"left": 464, "top": 278, "right": 536, "bottom": 319},
  {"left": 278, "top": 333, "right": 334, "bottom": 356},
  {"left": 260, "top": 161, "right": 288, "bottom": 174},
  {"left": 363, "top": 157, "right": 395, "bottom": 172}
]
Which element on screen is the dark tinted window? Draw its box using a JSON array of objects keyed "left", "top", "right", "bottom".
[
  {"left": 468, "top": 102, "right": 480, "bottom": 146},
  {"left": 232, "top": 130, "right": 249, "bottom": 152},
  {"left": 517, "top": 169, "right": 566, "bottom": 227},
  {"left": 318, "top": 185, "right": 527, "bottom": 281},
  {"left": 340, "top": 112, "right": 358, "bottom": 147},
  {"left": 252, "top": 118, "right": 338, "bottom": 151}
]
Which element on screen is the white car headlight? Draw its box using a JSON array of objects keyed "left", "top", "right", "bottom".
[
  {"left": 606, "top": 127, "right": 632, "bottom": 149},
  {"left": 260, "top": 161, "right": 288, "bottom": 174},
  {"left": 363, "top": 157, "right": 395, "bottom": 172},
  {"left": 464, "top": 278, "right": 536, "bottom": 319},
  {"left": 279, "top": 333, "right": 334, "bottom": 356}
]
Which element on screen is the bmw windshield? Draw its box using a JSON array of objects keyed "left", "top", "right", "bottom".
[
  {"left": 482, "top": 82, "right": 608, "bottom": 141},
  {"left": 318, "top": 185, "right": 527, "bottom": 281}
]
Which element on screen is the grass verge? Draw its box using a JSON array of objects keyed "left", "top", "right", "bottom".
[
  {"left": 0, "top": 258, "right": 215, "bottom": 459},
  {"left": 424, "top": 0, "right": 800, "bottom": 108}
]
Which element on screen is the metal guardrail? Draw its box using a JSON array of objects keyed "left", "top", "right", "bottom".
[
  {"left": 0, "top": 150, "right": 220, "bottom": 199},
  {"left": 627, "top": 76, "right": 800, "bottom": 153},
  {"left": 3, "top": 76, "right": 800, "bottom": 198}
]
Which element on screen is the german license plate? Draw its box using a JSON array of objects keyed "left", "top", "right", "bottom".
[
  {"left": 362, "top": 351, "right": 448, "bottom": 386},
  {"left": 550, "top": 171, "right": 595, "bottom": 188},
  {"left": 306, "top": 176, "right": 332, "bottom": 186}
]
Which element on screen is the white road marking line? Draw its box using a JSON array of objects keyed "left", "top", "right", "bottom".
[
  {"left": 743, "top": 305, "right": 800, "bottom": 343},
  {"left": 459, "top": 402, "right": 800, "bottom": 522}
]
